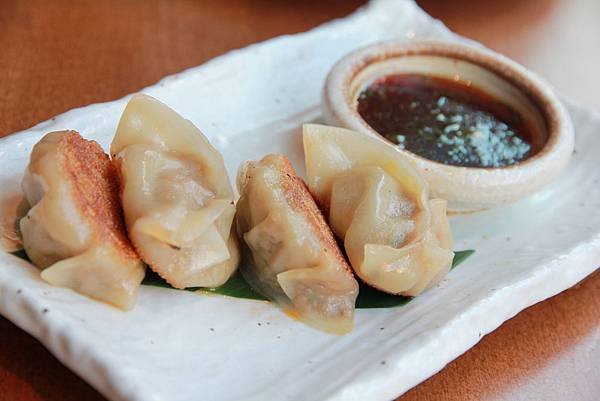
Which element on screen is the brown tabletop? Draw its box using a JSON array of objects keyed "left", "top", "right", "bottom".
[{"left": 1, "top": 1, "right": 598, "bottom": 401}]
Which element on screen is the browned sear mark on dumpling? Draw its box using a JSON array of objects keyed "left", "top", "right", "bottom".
[{"left": 58, "top": 131, "right": 139, "bottom": 263}]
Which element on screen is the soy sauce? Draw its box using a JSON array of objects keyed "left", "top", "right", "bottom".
[{"left": 357, "top": 74, "right": 533, "bottom": 168}]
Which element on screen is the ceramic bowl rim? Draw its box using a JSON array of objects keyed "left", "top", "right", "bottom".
[{"left": 323, "top": 39, "right": 573, "bottom": 175}]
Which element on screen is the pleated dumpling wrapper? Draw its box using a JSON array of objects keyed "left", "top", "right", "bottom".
[
  {"left": 20, "top": 131, "right": 145, "bottom": 310},
  {"left": 111, "top": 94, "right": 239, "bottom": 289},
  {"left": 303, "top": 124, "right": 454, "bottom": 296},
  {"left": 236, "top": 154, "right": 359, "bottom": 334}
]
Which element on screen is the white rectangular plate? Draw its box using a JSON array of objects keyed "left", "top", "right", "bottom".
[{"left": 0, "top": 1, "right": 599, "bottom": 400}]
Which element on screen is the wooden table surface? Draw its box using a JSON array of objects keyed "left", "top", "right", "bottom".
[{"left": 0, "top": 1, "right": 598, "bottom": 400}]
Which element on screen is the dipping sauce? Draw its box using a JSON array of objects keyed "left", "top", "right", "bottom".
[{"left": 357, "top": 74, "right": 533, "bottom": 168}]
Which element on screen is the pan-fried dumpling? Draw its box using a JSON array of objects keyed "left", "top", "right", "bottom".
[
  {"left": 111, "top": 94, "right": 239, "bottom": 289},
  {"left": 20, "top": 131, "right": 145, "bottom": 310},
  {"left": 236, "top": 154, "right": 358, "bottom": 334},
  {"left": 303, "top": 124, "right": 454, "bottom": 296}
]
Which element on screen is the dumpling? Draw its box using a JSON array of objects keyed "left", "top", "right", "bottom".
[
  {"left": 0, "top": 194, "right": 28, "bottom": 253},
  {"left": 236, "top": 154, "right": 359, "bottom": 334},
  {"left": 20, "top": 131, "right": 145, "bottom": 310},
  {"left": 111, "top": 94, "right": 239, "bottom": 289},
  {"left": 303, "top": 124, "right": 454, "bottom": 296}
]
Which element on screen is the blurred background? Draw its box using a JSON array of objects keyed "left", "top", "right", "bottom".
[
  {"left": 0, "top": 1, "right": 598, "bottom": 401},
  {"left": 1, "top": 0, "right": 599, "bottom": 139}
]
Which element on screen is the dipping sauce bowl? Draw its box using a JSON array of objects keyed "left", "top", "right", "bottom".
[{"left": 323, "top": 40, "right": 574, "bottom": 211}]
